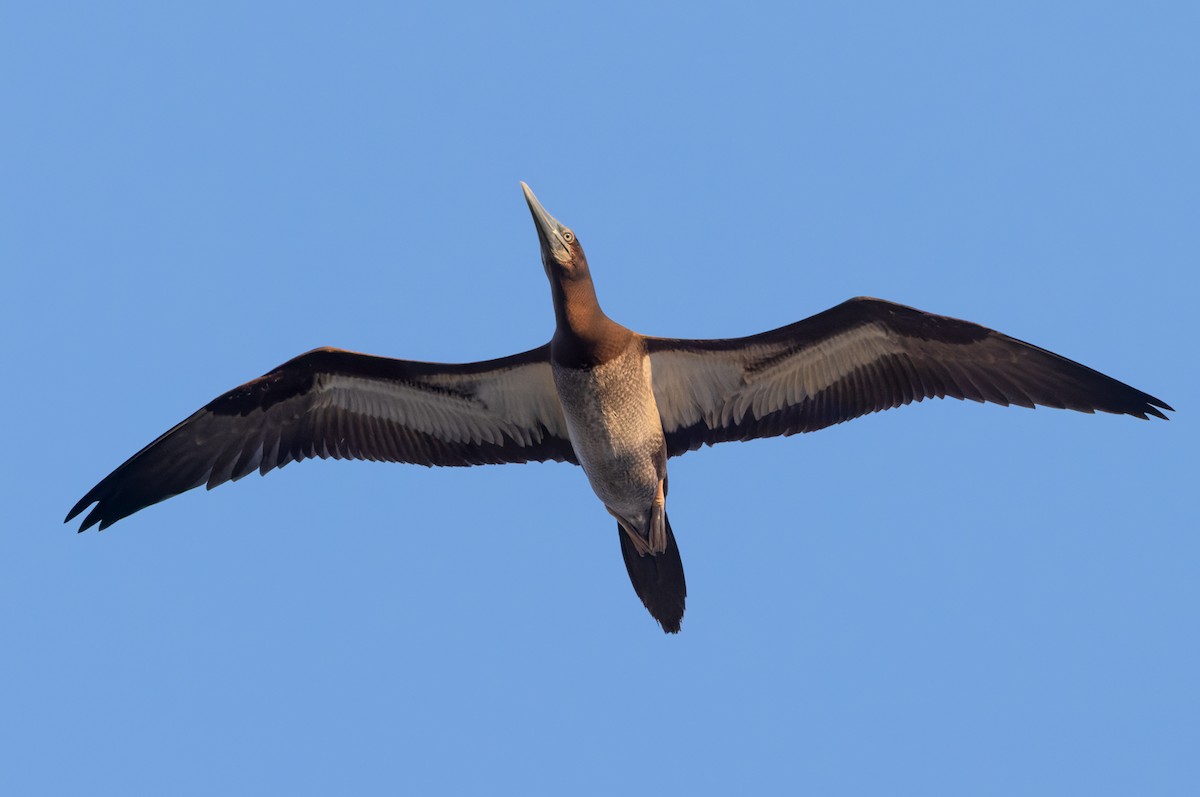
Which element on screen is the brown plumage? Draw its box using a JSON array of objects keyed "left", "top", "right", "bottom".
[
  {"left": 646, "top": 297, "right": 1170, "bottom": 457},
  {"left": 66, "top": 183, "right": 1172, "bottom": 633},
  {"left": 67, "top": 346, "right": 576, "bottom": 531}
]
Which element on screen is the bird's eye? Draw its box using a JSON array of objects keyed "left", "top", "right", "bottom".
[{"left": 562, "top": 230, "right": 575, "bottom": 243}]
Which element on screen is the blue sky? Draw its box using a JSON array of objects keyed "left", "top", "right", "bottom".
[{"left": 2, "top": 2, "right": 1196, "bottom": 794}]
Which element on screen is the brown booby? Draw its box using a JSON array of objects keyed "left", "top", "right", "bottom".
[{"left": 66, "top": 183, "right": 1172, "bottom": 633}]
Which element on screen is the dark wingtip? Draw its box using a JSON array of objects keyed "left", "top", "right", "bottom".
[
  {"left": 81, "top": 505, "right": 105, "bottom": 532},
  {"left": 64, "top": 496, "right": 93, "bottom": 526},
  {"left": 1149, "top": 397, "right": 1174, "bottom": 417},
  {"left": 1127, "top": 394, "right": 1172, "bottom": 421},
  {"left": 65, "top": 493, "right": 110, "bottom": 532}
]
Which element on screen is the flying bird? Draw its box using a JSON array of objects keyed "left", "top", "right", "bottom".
[{"left": 66, "top": 183, "right": 1172, "bottom": 633}]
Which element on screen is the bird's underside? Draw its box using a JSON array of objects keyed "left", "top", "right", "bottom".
[
  {"left": 66, "top": 185, "right": 1172, "bottom": 634},
  {"left": 65, "top": 298, "right": 1171, "bottom": 632}
]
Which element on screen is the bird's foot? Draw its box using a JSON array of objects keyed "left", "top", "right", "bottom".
[
  {"left": 608, "top": 490, "right": 668, "bottom": 558},
  {"left": 647, "top": 481, "right": 667, "bottom": 554}
]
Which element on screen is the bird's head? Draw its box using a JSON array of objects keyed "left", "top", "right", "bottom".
[{"left": 521, "top": 182, "right": 589, "bottom": 283}]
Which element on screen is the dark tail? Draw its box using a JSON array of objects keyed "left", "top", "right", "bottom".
[{"left": 618, "top": 514, "right": 686, "bottom": 633}]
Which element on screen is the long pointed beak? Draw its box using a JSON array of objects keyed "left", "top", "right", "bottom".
[{"left": 521, "top": 182, "right": 568, "bottom": 258}]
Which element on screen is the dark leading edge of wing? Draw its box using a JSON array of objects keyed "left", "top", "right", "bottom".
[
  {"left": 66, "top": 346, "right": 575, "bottom": 531},
  {"left": 647, "top": 297, "right": 1172, "bottom": 457}
]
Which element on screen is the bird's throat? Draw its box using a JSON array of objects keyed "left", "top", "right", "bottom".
[{"left": 549, "top": 277, "right": 630, "bottom": 366}]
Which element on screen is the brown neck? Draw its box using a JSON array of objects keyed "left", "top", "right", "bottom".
[{"left": 549, "top": 274, "right": 631, "bottom": 367}]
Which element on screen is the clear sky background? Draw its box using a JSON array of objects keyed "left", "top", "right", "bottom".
[{"left": 2, "top": 3, "right": 1195, "bottom": 795}]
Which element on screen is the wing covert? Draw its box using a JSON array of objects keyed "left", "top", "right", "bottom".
[
  {"left": 67, "top": 345, "right": 575, "bottom": 530},
  {"left": 647, "top": 298, "right": 1171, "bottom": 457}
]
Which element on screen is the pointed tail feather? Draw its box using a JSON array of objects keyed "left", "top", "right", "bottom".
[{"left": 618, "top": 513, "right": 686, "bottom": 633}]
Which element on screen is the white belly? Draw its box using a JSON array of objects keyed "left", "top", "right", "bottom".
[{"left": 553, "top": 345, "right": 665, "bottom": 515}]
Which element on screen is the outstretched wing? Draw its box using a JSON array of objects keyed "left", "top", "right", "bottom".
[
  {"left": 647, "top": 297, "right": 1172, "bottom": 457},
  {"left": 67, "top": 345, "right": 575, "bottom": 530}
]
